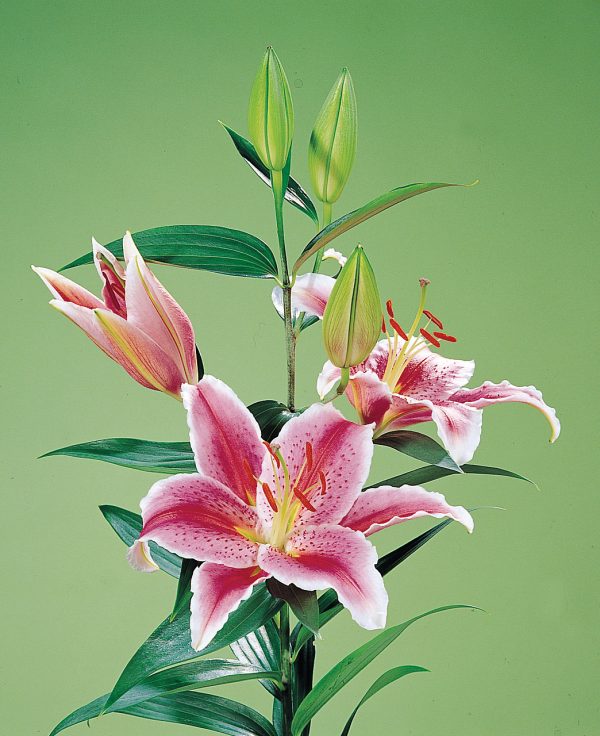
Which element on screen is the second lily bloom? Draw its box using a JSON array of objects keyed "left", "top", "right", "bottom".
[{"left": 33, "top": 233, "right": 199, "bottom": 399}]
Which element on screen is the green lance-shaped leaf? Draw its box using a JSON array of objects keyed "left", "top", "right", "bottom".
[
  {"left": 105, "top": 584, "right": 283, "bottom": 709},
  {"left": 293, "top": 181, "right": 477, "bottom": 272},
  {"left": 339, "top": 665, "right": 428, "bottom": 736},
  {"left": 99, "top": 505, "right": 182, "bottom": 578},
  {"left": 308, "top": 67, "right": 357, "bottom": 205},
  {"left": 267, "top": 579, "right": 320, "bottom": 636},
  {"left": 171, "top": 558, "right": 199, "bottom": 621},
  {"left": 51, "top": 690, "right": 278, "bottom": 736},
  {"left": 230, "top": 619, "right": 282, "bottom": 698},
  {"left": 60, "top": 225, "right": 278, "bottom": 278},
  {"left": 291, "top": 605, "right": 477, "bottom": 735},
  {"left": 374, "top": 430, "right": 462, "bottom": 472},
  {"left": 41, "top": 437, "right": 196, "bottom": 474},
  {"left": 248, "top": 47, "right": 294, "bottom": 172},
  {"left": 322, "top": 244, "right": 381, "bottom": 371},
  {"left": 366, "top": 462, "right": 534, "bottom": 489},
  {"left": 221, "top": 123, "right": 318, "bottom": 224},
  {"left": 248, "top": 400, "right": 302, "bottom": 442}
]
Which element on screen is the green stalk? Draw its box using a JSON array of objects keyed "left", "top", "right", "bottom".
[
  {"left": 271, "top": 169, "right": 296, "bottom": 411},
  {"left": 294, "top": 201, "right": 333, "bottom": 335},
  {"left": 279, "top": 604, "right": 293, "bottom": 735}
]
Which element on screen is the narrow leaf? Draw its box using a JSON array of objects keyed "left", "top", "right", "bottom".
[
  {"left": 367, "top": 462, "right": 534, "bottom": 489},
  {"left": 374, "top": 430, "right": 462, "bottom": 472},
  {"left": 99, "top": 505, "right": 181, "bottom": 577},
  {"left": 171, "top": 558, "right": 199, "bottom": 621},
  {"left": 248, "top": 400, "right": 302, "bottom": 442},
  {"left": 221, "top": 123, "right": 319, "bottom": 224},
  {"left": 267, "top": 580, "right": 320, "bottom": 635},
  {"left": 293, "top": 181, "right": 476, "bottom": 271},
  {"left": 105, "top": 584, "right": 282, "bottom": 709},
  {"left": 230, "top": 620, "right": 281, "bottom": 697},
  {"left": 340, "top": 665, "right": 428, "bottom": 736},
  {"left": 60, "top": 225, "right": 278, "bottom": 279},
  {"left": 42, "top": 438, "right": 196, "bottom": 474},
  {"left": 291, "top": 605, "right": 477, "bottom": 735}
]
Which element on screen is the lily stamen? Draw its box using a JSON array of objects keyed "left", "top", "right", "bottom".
[
  {"left": 420, "top": 328, "right": 441, "bottom": 348},
  {"left": 261, "top": 482, "right": 279, "bottom": 512}
]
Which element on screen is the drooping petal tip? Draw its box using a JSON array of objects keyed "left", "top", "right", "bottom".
[{"left": 127, "top": 539, "right": 159, "bottom": 572}]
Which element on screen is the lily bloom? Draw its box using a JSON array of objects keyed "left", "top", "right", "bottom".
[
  {"left": 128, "top": 375, "right": 473, "bottom": 651},
  {"left": 318, "top": 280, "right": 560, "bottom": 466},
  {"left": 33, "top": 232, "right": 198, "bottom": 399},
  {"left": 271, "top": 248, "right": 346, "bottom": 320}
]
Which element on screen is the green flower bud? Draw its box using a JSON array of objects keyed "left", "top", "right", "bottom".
[
  {"left": 248, "top": 47, "right": 294, "bottom": 172},
  {"left": 308, "top": 68, "right": 357, "bottom": 204},
  {"left": 322, "top": 244, "right": 381, "bottom": 370}
]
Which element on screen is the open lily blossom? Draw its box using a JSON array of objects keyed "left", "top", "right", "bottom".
[
  {"left": 33, "top": 232, "right": 198, "bottom": 399},
  {"left": 129, "top": 375, "right": 473, "bottom": 650},
  {"left": 318, "top": 280, "right": 560, "bottom": 465}
]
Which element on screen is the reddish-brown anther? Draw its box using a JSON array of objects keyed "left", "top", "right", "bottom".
[
  {"left": 420, "top": 328, "right": 441, "bottom": 348},
  {"left": 423, "top": 309, "right": 443, "bottom": 330},
  {"left": 389, "top": 318, "right": 408, "bottom": 340}
]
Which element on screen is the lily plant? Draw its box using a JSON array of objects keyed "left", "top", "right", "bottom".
[{"left": 36, "top": 47, "right": 559, "bottom": 736}]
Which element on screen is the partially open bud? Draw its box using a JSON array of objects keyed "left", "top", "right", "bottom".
[
  {"left": 248, "top": 47, "right": 294, "bottom": 172},
  {"left": 308, "top": 68, "right": 357, "bottom": 204},
  {"left": 322, "top": 244, "right": 381, "bottom": 370}
]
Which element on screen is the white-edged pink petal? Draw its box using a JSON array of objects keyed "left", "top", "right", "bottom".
[
  {"left": 258, "top": 403, "right": 373, "bottom": 529},
  {"left": 341, "top": 485, "right": 474, "bottom": 536},
  {"left": 127, "top": 539, "right": 159, "bottom": 572},
  {"left": 258, "top": 525, "right": 388, "bottom": 630},
  {"left": 396, "top": 347, "right": 474, "bottom": 401},
  {"left": 139, "top": 473, "right": 260, "bottom": 567},
  {"left": 346, "top": 370, "right": 392, "bottom": 426},
  {"left": 182, "top": 377, "right": 266, "bottom": 503},
  {"left": 123, "top": 232, "right": 198, "bottom": 384},
  {"left": 32, "top": 266, "right": 105, "bottom": 309},
  {"left": 316, "top": 360, "right": 341, "bottom": 399},
  {"left": 451, "top": 380, "right": 560, "bottom": 442},
  {"left": 190, "top": 563, "right": 269, "bottom": 651},
  {"left": 92, "top": 238, "right": 127, "bottom": 317},
  {"left": 272, "top": 273, "right": 335, "bottom": 320}
]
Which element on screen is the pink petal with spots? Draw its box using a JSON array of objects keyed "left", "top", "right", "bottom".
[
  {"left": 258, "top": 525, "right": 388, "bottom": 630},
  {"left": 123, "top": 232, "right": 198, "bottom": 384},
  {"left": 451, "top": 380, "right": 560, "bottom": 442},
  {"left": 345, "top": 370, "right": 392, "bottom": 426},
  {"left": 32, "top": 266, "right": 105, "bottom": 310},
  {"left": 272, "top": 273, "right": 335, "bottom": 320},
  {"left": 351, "top": 339, "right": 391, "bottom": 380},
  {"left": 341, "top": 485, "right": 474, "bottom": 536},
  {"left": 92, "top": 239, "right": 127, "bottom": 317},
  {"left": 182, "top": 378, "right": 266, "bottom": 503},
  {"left": 190, "top": 563, "right": 269, "bottom": 651},
  {"left": 139, "top": 473, "right": 260, "bottom": 568},
  {"left": 395, "top": 346, "right": 474, "bottom": 401},
  {"left": 259, "top": 403, "right": 373, "bottom": 529}
]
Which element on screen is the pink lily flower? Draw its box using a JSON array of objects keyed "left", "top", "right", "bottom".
[
  {"left": 33, "top": 232, "right": 198, "bottom": 399},
  {"left": 317, "top": 281, "right": 560, "bottom": 465},
  {"left": 128, "top": 375, "right": 473, "bottom": 651},
  {"left": 271, "top": 248, "right": 346, "bottom": 319}
]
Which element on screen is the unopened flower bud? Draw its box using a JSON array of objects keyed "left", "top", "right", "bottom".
[
  {"left": 308, "top": 68, "right": 357, "bottom": 204},
  {"left": 248, "top": 47, "right": 294, "bottom": 172},
  {"left": 322, "top": 244, "right": 381, "bottom": 369}
]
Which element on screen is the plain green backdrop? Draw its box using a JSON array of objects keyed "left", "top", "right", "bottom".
[{"left": 2, "top": 1, "right": 598, "bottom": 734}]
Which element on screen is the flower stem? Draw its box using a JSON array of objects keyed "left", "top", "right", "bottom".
[
  {"left": 279, "top": 603, "right": 293, "bottom": 735},
  {"left": 271, "top": 169, "right": 296, "bottom": 411}
]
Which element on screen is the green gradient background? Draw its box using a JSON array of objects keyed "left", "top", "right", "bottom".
[{"left": 2, "top": 1, "right": 598, "bottom": 734}]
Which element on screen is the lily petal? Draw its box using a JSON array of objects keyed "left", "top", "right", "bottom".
[
  {"left": 451, "top": 380, "right": 560, "bottom": 442},
  {"left": 258, "top": 525, "right": 387, "bottom": 630},
  {"left": 322, "top": 248, "right": 347, "bottom": 268},
  {"left": 32, "top": 266, "right": 105, "bottom": 309},
  {"left": 138, "top": 473, "right": 260, "bottom": 567},
  {"left": 316, "top": 360, "right": 341, "bottom": 399},
  {"left": 123, "top": 232, "right": 198, "bottom": 384},
  {"left": 190, "top": 563, "right": 269, "bottom": 651},
  {"left": 341, "top": 485, "right": 474, "bottom": 536},
  {"left": 272, "top": 273, "right": 336, "bottom": 320},
  {"left": 127, "top": 539, "right": 159, "bottom": 572},
  {"left": 182, "top": 377, "right": 266, "bottom": 504},
  {"left": 92, "top": 238, "right": 127, "bottom": 317},
  {"left": 346, "top": 370, "right": 393, "bottom": 426},
  {"left": 259, "top": 403, "right": 373, "bottom": 529}
]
